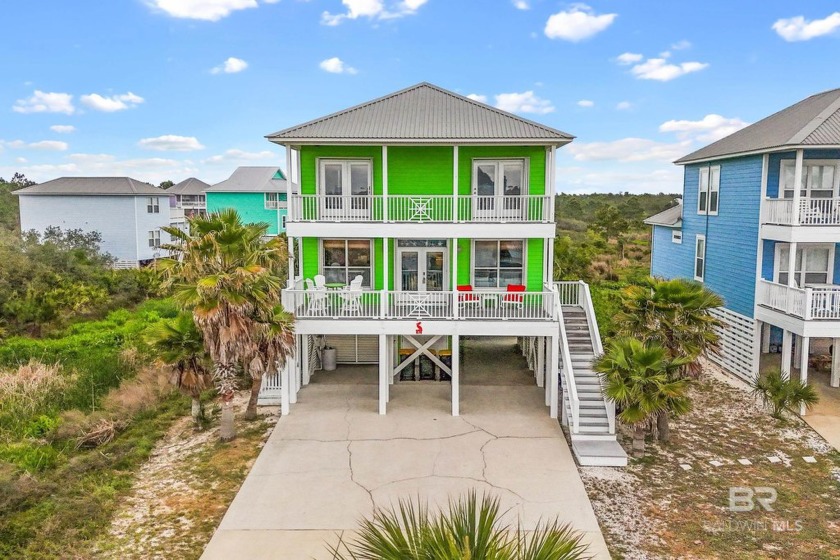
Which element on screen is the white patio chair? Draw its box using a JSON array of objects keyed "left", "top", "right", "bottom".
[
  {"left": 314, "top": 274, "right": 326, "bottom": 289},
  {"left": 304, "top": 278, "right": 315, "bottom": 290},
  {"left": 339, "top": 279, "right": 364, "bottom": 315}
]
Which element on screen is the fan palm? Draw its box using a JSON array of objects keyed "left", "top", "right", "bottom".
[
  {"left": 751, "top": 368, "right": 819, "bottom": 420},
  {"left": 595, "top": 338, "right": 692, "bottom": 455},
  {"left": 328, "top": 490, "right": 589, "bottom": 560},
  {"left": 158, "top": 209, "right": 294, "bottom": 440},
  {"left": 144, "top": 312, "right": 212, "bottom": 422},
  {"left": 616, "top": 277, "right": 724, "bottom": 378}
]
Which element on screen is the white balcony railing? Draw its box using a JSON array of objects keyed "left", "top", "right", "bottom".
[
  {"left": 762, "top": 197, "right": 840, "bottom": 226},
  {"left": 757, "top": 279, "right": 840, "bottom": 320},
  {"left": 281, "top": 287, "right": 557, "bottom": 321},
  {"left": 287, "top": 194, "right": 552, "bottom": 223}
]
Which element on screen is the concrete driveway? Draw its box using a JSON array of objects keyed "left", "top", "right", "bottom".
[{"left": 201, "top": 379, "right": 611, "bottom": 559}]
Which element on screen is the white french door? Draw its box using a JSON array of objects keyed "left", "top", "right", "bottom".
[
  {"left": 398, "top": 247, "right": 447, "bottom": 292},
  {"left": 319, "top": 160, "right": 372, "bottom": 219},
  {"left": 472, "top": 160, "right": 525, "bottom": 219}
]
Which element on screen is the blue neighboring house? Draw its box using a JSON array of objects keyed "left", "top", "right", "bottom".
[{"left": 647, "top": 87, "right": 840, "bottom": 393}]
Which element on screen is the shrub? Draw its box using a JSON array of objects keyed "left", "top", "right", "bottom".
[
  {"left": 0, "top": 361, "right": 75, "bottom": 437},
  {"left": 751, "top": 369, "right": 819, "bottom": 419}
]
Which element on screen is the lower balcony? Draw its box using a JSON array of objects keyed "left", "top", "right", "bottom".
[
  {"left": 757, "top": 279, "right": 840, "bottom": 320},
  {"left": 282, "top": 285, "right": 558, "bottom": 321}
]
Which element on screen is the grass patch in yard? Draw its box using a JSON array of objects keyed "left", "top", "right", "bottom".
[{"left": 580, "top": 370, "right": 840, "bottom": 560}]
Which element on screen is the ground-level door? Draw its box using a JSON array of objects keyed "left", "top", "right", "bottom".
[{"left": 396, "top": 240, "right": 448, "bottom": 291}]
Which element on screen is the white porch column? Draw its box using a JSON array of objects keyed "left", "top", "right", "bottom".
[
  {"left": 451, "top": 334, "right": 460, "bottom": 416},
  {"left": 285, "top": 145, "right": 295, "bottom": 284},
  {"left": 832, "top": 338, "right": 840, "bottom": 387},
  {"left": 549, "top": 334, "right": 559, "bottom": 419},
  {"left": 752, "top": 321, "right": 763, "bottom": 379},
  {"left": 545, "top": 336, "right": 551, "bottom": 407},
  {"left": 452, "top": 145, "right": 459, "bottom": 223},
  {"left": 301, "top": 334, "right": 311, "bottom": 386},
  {"left": 280, "top": 360, "right": 291, "bottom": 416},
  {"left": 781, "top": 330, "right": 792, "bottom": 379},
  {"left": 761, "top": 322, "right": 771, "bottom": 353},
  {"left": 379, "top": 334, "right": 388, "bottom": 414},
  {"left": 794, "top": 334, "right": 803, "bottom": 365},
  {"left": 382, "top": 145, "right": 389, "bottom": 222},
  {"left": 452, "top": 237, "right": 459, "bottom": 319},
  {"left": 799, "top": 336, "right": 810, "bottom": 415},
  {"left": 289, "top": 335, "right": 299, "bottom": 404},
  {"left": 792, "top": 149, "right": 804, "bottom": 226},
  {"left": 787, "top": 241, "right": 798, "bottom": 287},
  {"left": 536, "top": 336, "right": 545, "bottom": 388}
]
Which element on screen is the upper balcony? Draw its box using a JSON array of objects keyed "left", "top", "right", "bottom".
[
  {"left": 756, "top": 279, "right": 840, "bottom": 336},
  {"left": 761, "top": 197, "right": 840, "bottom": 242},
  {"left": 285, "top": 194, "right": 554, "bottom": 238}
]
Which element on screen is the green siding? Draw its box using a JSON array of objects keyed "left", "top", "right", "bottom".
[
  {"left": 206, "top": 192, "right": 285, "bottom": 235},
  {"left": 388, "top": 146, "right": 453, "bottom": 195},
  {"left": 526, "top": 238, "right": 544, "bottom": 291}
]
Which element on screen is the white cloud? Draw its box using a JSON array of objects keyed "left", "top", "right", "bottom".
[
  {"left": 616, "top": 101, "right": 632, "bottom": 110},
  {"left": 659, "top": 114, "right": 750, "bottom": 143},
  {"left": 211, "top": 57, "right": 249, "bottom": 74},
  {"left": 203, "top": 148, "right": 277, "bottom": 164},
  {"left": 319, "top": 57, "right": 358, "bottom": 74},
  {"left": 466, "top": 94, "right": 488, "bottom": 104},
  {"left": 627, "top": 57, "right": 708, "bottom": 81},
  {"left": 512, "top": 0, "right": 529, "bottom": 9},
  {"left": 577, "top": 99, "right": 595, "bottom": 108},
  {"left": 494, "top": 91, "right": 554, "bottom": 114},
  {"left": 28, "top": 140, "right": 69, "bottom": 151},
  {"left": 145, "top": 0, "right": 259, "bottom": 21},
  {"left": 138, "top": 135, "right": 205, "bottom": 152},
  {"left": 15, "top": 157, "right": 27, "bottom": 164},
  {"left": 772, "top": 12, "right": 840, "bottom": 42},
  {"left": 80, "top": 92, "right": 145, "bottom": 112},
  {"left": 616, "top": 52, "right": 643, "bottom": 65},
  {"left": 13, "top": 91, "right": 75, "bottom": 114},
  {"left": 544, "top": 4, "right": 617, "bottom": 42},
  {"left": 671, "top": 39, "right": 692, "bottom": 50},
  {"left": 567, "top": 138, "right": 691, "bottom": 163},
  {"left": 2, "top": 139, "right": 69, "bottom": 151},
  {"left": 1, "top": 154, "right": 201, "bottom": 185},
  {"left": 321, "top": 0, "right": 427, "bottom": 25},
  {"left": 50, "top": 125, "right": 76, "bottom": 134}
]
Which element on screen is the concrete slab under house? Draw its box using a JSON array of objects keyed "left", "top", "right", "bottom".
[{"left": 256, "top": 82, "right": 627, "bottom": 468}]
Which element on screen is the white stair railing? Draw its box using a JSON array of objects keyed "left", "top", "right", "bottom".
[
  {"left": 578, "top": 281, "right": 614, "bottom": 433},
  {"left": 554, "top": 289, "right": 580, "bottom": 434}
]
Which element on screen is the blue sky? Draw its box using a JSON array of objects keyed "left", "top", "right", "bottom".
[{"left": 2, "top": 0, "right": 840, "bottom": 193}]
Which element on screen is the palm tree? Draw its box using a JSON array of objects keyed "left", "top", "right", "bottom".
[
  {"left": 328, "top": 490, "right": 589, "bottom": 560},
  {"left": 159, "top": 209, "right": 294, "bottom": 440},
  {"left": 595, "top": 338, "right": 692, "bottom": 454},
  {"left": 751, "top": 368, "right": 819, "bottom": 420},
  {"left": 616, "top": 277, "right": 724, "bottom": 379},
  {"left": 144, "top": 313, "right": 212, "bottom": 422}
]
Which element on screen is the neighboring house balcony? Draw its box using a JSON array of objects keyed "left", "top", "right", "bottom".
[
  {"left": 762, "top": 196, "right": 840, "bottom": 241},
  {"left": 281, "top": 279, "right": 560, "bottom": 336},
  {"left": 285, "top": 194, "right": 554, "bottom": 238},
  {"left": 756, "top": 279, "right": 840, "bottom": 336}
]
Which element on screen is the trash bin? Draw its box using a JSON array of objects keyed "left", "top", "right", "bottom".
[
  {"left": 322, "top": 346, "right": 337, "bottom": 371},
  {"left": 419, "top": 350, "right": 437, "bottom": 381},
  {"left": 399, "top": 348, "right": 416, "bottom": 381},
  {"left": 438, "top": 349, "right": 452, "bottom": 382}
]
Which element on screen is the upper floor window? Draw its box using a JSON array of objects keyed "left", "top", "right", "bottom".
[
  {"left": 776, "top": 245, "right": 832, "bottom": 286},
  {"left": 698, "top": 166, "right": 720, "bottom": 215},
  {"left": 319, "top": 160, "right": 372, "bottom": 198},
  {"left": 473, "top": 160, "right": 526, "bottom": 198},
  {"left": 322, "top": 239, "right": 372, "bottom": 287},
  {"left": 694, "top": 234, "right": 706, "bottom": 282},
  {"left": 473, "top": 240, "right": 524, "bottom": 289},
  {"left": 148, "top": 230, "right": 161, "bottom": 249},
  {"left": 672, "top": 230, "right": 682, "bottom": 244},
  {"left": 780, "top": 160, "right": 838, "bottom": 199},
  {"left": 147, "top": 197, "right": 160, "bottom": 213},
  {"left": 265, "top": 193, "right": 281, "bottom": 209}
]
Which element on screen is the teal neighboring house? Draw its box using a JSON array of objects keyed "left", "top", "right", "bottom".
[{"left": 205, "top": 166, "right": 289, "bottom": 235}]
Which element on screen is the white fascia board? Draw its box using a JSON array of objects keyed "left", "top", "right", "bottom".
[
  {"left": 293, "top": 318, "right": 558, "bottom": 337},
  {"left": 267, "top": 138, "right": 572, "bottom": 147},
  {"left": 676, "top": 144, "right": 840, "bottom": 166},
  {"left": 286, "top": 221, "right": 556, "bottom": 239},
  {"left": 761, "top": 224, "right": 840, "bottom": 243}
]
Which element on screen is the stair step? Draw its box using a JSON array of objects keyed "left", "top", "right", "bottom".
[{"left": 579, "top": 401, "right": 605, "bottom": 409}]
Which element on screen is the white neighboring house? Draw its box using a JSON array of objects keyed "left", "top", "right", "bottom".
[{"left": 14, "top": 177, "right": 173, "bottom": 268}]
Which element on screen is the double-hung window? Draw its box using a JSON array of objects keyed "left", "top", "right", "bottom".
[
  {"left": 147, "top": 197, "right": 160, "bottom": 214},
  {"left": 777, "top": 245, "right": 832, "bottom": 286},
  {"left": 148, "top": 230, "right": 161, "bottom": 249},
  {"left": 322, "top": 239, "right": 372, "bottom": 287},
  {"left": 265, "top": 193, "right": 280, "bottom": 209},
  {"left": 698, "top": 166, "right": 720, "bottom": 215},
  {"left": 780, "top": 160, "right": 838, "bottom": 199},
  {"left": 694, "top": 234, "right": 706, "bottom": 281},
  {"left": 473, "top": 240, "right": 524, "bottom": 288}
]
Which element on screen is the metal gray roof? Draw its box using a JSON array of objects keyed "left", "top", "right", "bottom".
[
  {"left": 644, "top": 203, "right": 682, "bottom": 227},
  {"left": 676, "top": 88, "right": 840, "bottom": 164},
  {"left": 168, "top": 177, "right": 210, "bottom": 196},
  {"left": 267, "top": 82, "right": 574, "bottom": 145},
  {"left": 205, "top": 167, "right": 287, "bottom": 193},
  {"left": 12, "top": 176, "right": 167, "bottom": 196}
]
